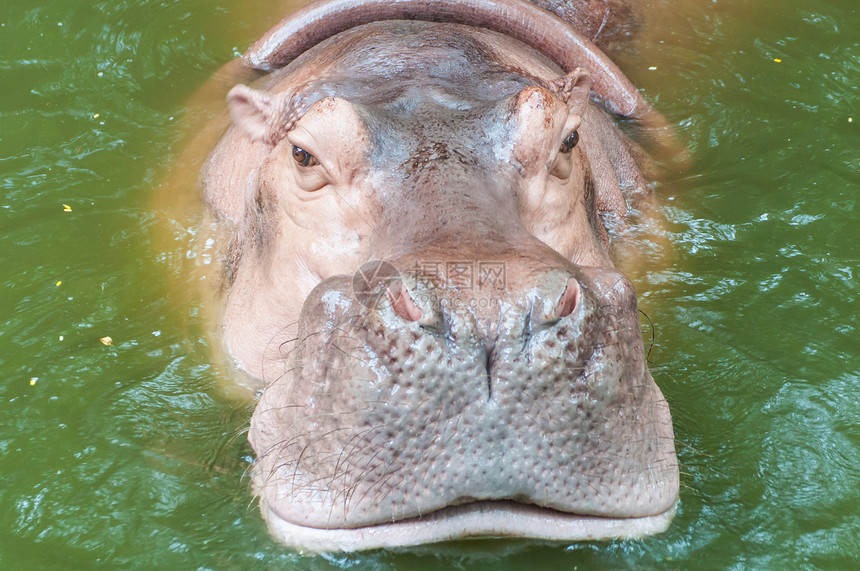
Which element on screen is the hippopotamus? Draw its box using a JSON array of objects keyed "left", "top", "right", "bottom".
[{"left": 199, "top": 0, "right": 679, "bottom": 552}]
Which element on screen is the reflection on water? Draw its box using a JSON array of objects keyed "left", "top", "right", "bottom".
[{"left": 1, "top": 0, "right": 858, "bottom": 567}]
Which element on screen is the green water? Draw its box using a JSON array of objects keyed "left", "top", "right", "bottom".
[{"left": 1, "top": 0, "right": 857, "bottom": 568}]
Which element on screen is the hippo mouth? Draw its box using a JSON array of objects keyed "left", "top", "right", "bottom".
[
  {"left": 248, "top": 268, "right": 679, "bottom": 552},
  {"left": 261, "top": 498, "right": 677, "bottom": 552}
]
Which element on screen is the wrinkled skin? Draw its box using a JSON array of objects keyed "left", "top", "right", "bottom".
[{"left": 201, "top": 1, "right": 678, "bottom": 553}]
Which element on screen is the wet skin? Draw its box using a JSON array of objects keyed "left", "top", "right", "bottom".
[{"left": 200, "top": 2, "right": 678, "bottom": 552}]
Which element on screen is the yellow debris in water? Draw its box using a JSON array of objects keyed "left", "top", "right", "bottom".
[
  {"left": 59, "top": 335, "right": 64, "bottom": 341},
  {"left": 56, "top": 280, "right": 62, "bottom": 286},
  {"left": 100, "top": 336, "right": 113, "bottom": 346},
  {"left": 93, "top": 113, "right": 100, "bottom": 119},
  {"left": 29, "top": 377, "right": 37, "bottom": 385},
  {"left": 774, "top": 58, "right": 782, "bottom": 63},
  {"left": 63, "top": 204, "right": 72, "bottom": 212}
]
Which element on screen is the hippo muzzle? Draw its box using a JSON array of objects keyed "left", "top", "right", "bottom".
[
  {"left": 201, "top": 1, "right": 679, "bottom": 552},
  {"left": 251, "top": 262, "right": 677, "bottom": 551}
]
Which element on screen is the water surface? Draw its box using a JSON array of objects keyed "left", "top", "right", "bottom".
[{"left": 1, "top": 0, "right": 858, "bottom": 567}]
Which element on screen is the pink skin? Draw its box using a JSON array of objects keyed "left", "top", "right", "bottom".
[
  {"left": 244, "top": 0, "right": 685, "bottom": 159},
  {"left": 208, "top": 27, "right": 603, "bottom": 382},
  {"left": 202, "top": 9, "right": 678, "bottom": 553}
]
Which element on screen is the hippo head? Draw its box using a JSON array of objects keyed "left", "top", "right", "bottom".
[{"left": 203, "top": 19, "right": 678, "bottom": 552}]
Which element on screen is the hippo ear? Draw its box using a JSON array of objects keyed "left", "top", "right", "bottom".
[
  {"left": 552, "top": 68, "right": 592, "bottom": 134},
  {"left": 553, "top": 68, "right": 591, "bottom": 116},
  {"left": 227, "top": 84, "right": 292, "bottom": 144},
  {"left": 508, "top": 70, "right": 593, "bottom": 174},
  {"left": 509, "top": 85, "right": 570, "bottom": 174}
]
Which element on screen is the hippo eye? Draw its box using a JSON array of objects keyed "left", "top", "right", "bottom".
[
  {"left": 291, "top": 145, "right": 318, "bottom": 167},
  {"left": 560, "top": 131, "right": 579, "bottom": 153}
]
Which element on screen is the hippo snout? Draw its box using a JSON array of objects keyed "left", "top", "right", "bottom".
[{"left": 249, "top": 259, "right": 678, "bottom": 535}]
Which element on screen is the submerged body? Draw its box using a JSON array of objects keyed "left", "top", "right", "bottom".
[{"left": 200, "top": 0, "right": 678, "bottom": 552}]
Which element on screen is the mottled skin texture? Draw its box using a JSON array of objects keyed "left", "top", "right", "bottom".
[
  {"left": 532, "top": 0, "right": 642, "bottom": 46},
  {"left": 201, "top": 1, "right": 678, "bottom": 553}
]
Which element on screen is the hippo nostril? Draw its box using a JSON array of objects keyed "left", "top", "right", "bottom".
[
  {"left": 556, "top": 277, "right": 580, "bottom": 319},
  {"left": 418, "top": 312, "right": 445, "bottom": 335},
  {"left": 386, "top": 280, "right": 423, "bottom": 322},
  {"left": 529, "top": 276, "right": 581, "bottom": 332}
]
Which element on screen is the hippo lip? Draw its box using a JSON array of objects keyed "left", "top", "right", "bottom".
[{"left": 261, "top": 498, "right": 677, "bottom": 553}]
